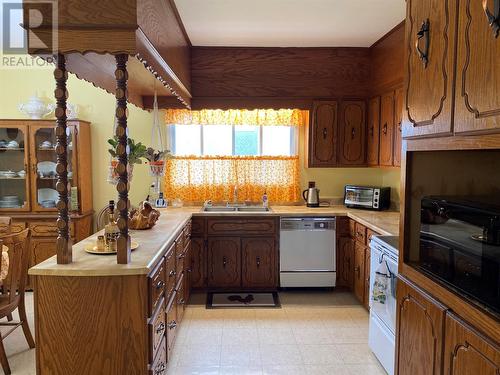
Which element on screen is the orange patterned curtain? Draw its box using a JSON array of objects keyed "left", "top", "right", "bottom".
[
  {"left": 164, "top": 156, "right": 300, "bottom": 203},
  {"left": 165, "top": 108, "right": 305, "bottom": 127}
]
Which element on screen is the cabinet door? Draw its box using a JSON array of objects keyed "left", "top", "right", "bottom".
[
  {"left": 367, "top": 97, "right": 380, "bottom": 166},
  {"left": 363, "top": 247, "right": 371, "bottom": 310},
  {"left": 444, "top": 313, "right": 500, "bottom": 375},
  {"left": 241, "top": 237, "right": 276, "bottom": 288},
  {"left": 396, "top": 277, "right": 447, "bottom": 375},
  {"left": 309, "top": 100, "right": 338, "bottom": 167},
  {"left": 336, "top": 237, "right": 354, "bottom": 289},
  {"left": 190, "top": 238, "right": 206, "bottom": 288},
  {"left": 338, "top": 100, "right": 366, "bottom": 166},
  {"left": 31, "top": 238, "right": 56, "bottom": 265},
  {"left": 393, "top": 87, "right": 403, "bottom": 167},
  {"left": 207, "top": 237, "right": 241, "bottom": 288},
  {"left": 353, "top": 242, "right": 365, "bottom": 303},
  {"left": 402, "top": 0, "right": 456, "bottom": 138},
  {"left": 454, "top": 0, "right": 500, "bottom": 134},
  {"left": 380, "top": 92, "right": 395, "bottom": 166}
]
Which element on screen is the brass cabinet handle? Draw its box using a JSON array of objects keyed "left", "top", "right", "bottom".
[
  {"left": 223, "top": 256, "right": 227, "bottom": 268},
  {"left": 398, "top": 121, "right": 402, "bottom": 132},
  {"left": 156, "top": 322, "right": 165, "bottom": 334},
  {"left": 369, "top": 126, "right": 374, "bottom": 136},
  {"left": 155, "top": 362, "right": 166, "bottom": 375},
  {"left": 168, "top": 320, "right": 177, "bottom": 330},
  {"left": 169, "top": 270, "right": 176, "bottom": 277},
  {"left": 483, "top": 0, "right": 500, "bottom": 38},
  {"left": 382, "top": 123, "right": 388, "bottom": 135},
  {"left": 355, "top": 266, "right": 360, "bottom": 277},
  {"left": 351, "top": 127, "right": 356, "bottom": 139},
  {"left": 156, "top": 280, "right": 165, "bottom": 289},
  {"left": 322, "top": 127, "right": 327, "bottom": 139},
  {"left": 256, "top": 256, "right": 261, "bottom": 268},
  {"left": 415, "top": 19, "right": 430, "bottom": 68},
  {"left": 179, "top": 298, "right": 185, "bottom": 305}
]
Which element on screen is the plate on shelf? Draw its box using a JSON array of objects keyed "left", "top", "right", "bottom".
[
  {"left": 84, "top": 241, "right": 139, "bottom": 255},
  {"left": 37, "top": 161, "right": 56, "bottom": 175},
  {"left": 38, "top": 188, "right": 58, "bottom": 203}
]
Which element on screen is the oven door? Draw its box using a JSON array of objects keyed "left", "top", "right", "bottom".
[
  {"left": 370, "top": 250, "right": 398, "bottom": 334},
  {"left": 345, "top": 186, "right": 374, "bottom": 208}
]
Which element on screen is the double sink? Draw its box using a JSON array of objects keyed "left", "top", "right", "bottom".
[{"left": 202, "top": 204, "right": 270, "bottom": 213}]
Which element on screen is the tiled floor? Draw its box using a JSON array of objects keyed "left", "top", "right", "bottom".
[
  {"left": 2, "top": 290, "right": 386, "bottom": 375},
  {"left": 167, "top": 291, "right": 386, "bottom": 375}
]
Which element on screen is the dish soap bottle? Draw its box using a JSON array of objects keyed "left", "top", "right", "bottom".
[
  {"left": 262, "top": 190, "right": 269, "bottom": 208},
  {"left": 104, "top": 200, "right": 119, "bottom": 251}
]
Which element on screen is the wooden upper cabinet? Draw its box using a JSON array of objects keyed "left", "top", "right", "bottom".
[
  {"left": 338, "top": 100, "right": 366, "bottom": 166},
  {"left": 444, "top": 312, "right": 500, "bottom": 375},
  {"left": 454, "top": 0, "right": 500, "bottom": 134},
  {"left": 380, "top": 92, "right": 395, "bottom": 166},
  {"left": 396, "top": 277, "right": 447, "bottom": 375},
  {"left": 393, "top": 87, "right": 403, "bottom": 167},
  {"left": 367, "top": 97, "right": 381, "bottom": 166},
  {"left": 207, "top": 237, "right": 241, "bottom": 288},
  {"left": 309, "top": 100, "right": 338, "bottom": 167},
  {"left": 402, "top": 0, "right": 456, "bottom": 138}
]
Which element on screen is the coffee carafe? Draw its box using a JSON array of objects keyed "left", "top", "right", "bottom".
[{"left": 303, "top": 181, "right": 320, "bottom": 208}]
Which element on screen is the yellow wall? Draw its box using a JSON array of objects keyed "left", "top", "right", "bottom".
[{"left": 0, "top": 65, "right": 153, "bottom": 221}]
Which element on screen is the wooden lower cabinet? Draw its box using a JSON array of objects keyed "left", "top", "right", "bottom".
[
  {"left": 353, "top": 242, "right": 366, "bottom": 303},
  {"left": 363, "top": 248, "right": 371, "bottom": 309},
  {"left": 396, "top": 277, "right": 447, "bottom": 375},
  {"left": 31, "top": 238, "right": 58, "bottom": 265},
  {"left": 336, "top": 236, "right": 354, "bottom": 288},
  {"left": 190, "top": 237, "right": 206, "bottom": 288},
  {"left": 207, "top": 237, "right": 241, "bottom": 288},
  {"left": 443, "top": 313, "right": 500, "bottom": 375},
  {"left": 241, "top": 237, "right": 276, "bottom": 288}
]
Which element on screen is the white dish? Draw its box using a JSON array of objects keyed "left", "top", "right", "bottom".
[
  {"left": 2, "top": 195, "right": 19, "bottom": 201},
  {"left": 38, "top": 188, "right": 58, "bottom": 203},
  {"left": 37, "top": 161, "right": 57, "bottom": 175}
]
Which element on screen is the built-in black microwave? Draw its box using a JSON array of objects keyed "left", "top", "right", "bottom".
[{"left": 414, "top": 196, "right": 500, "bottom": 315}]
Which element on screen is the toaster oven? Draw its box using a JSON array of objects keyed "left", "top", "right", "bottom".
[{"left": 344, "top": 185, "right": 391, "bottom": 210}]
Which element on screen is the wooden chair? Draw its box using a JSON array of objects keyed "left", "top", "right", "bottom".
[{"left": 0, "top": 229, "right": 34, "bottom": 374}]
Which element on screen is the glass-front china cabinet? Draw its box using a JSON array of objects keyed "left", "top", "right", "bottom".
[{"left": 0, "top": 120, "right": 93, "bottom": 285}]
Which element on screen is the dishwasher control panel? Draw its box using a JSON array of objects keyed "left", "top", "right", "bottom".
[{"left": 281, "top": 217, "right": 336, "bottom": 231}]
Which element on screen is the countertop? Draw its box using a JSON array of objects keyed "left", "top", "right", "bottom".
[{"left": 29, "top": 205, "right": 400, "bottom": 277}]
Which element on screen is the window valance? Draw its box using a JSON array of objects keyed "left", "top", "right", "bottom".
[{"left": 165, "top": 109, "right": 305, "bottom": 127}]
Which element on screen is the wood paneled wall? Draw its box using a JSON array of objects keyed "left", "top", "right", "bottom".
[
  {"left": 191, "top": 47, "right": 371, "bottom": 109},
  {"left": 369, "top": 22, "right": 405, "bottom": 95}
]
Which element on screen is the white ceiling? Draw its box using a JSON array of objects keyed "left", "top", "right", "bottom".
[{"left": 174, "top": 0, "right": 406, "bottom": 47}]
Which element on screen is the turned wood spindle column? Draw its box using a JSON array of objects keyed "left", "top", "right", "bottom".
[
  {"left": 54, "top": 54, "right": 73, "bottom": 264},
  {"left": 114, "top": 54, "right": 131, "bottom": 264}
]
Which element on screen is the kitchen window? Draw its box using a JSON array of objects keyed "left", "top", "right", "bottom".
[
  {"left": 170, "top": 124, "right": 296, "bottom": 157},
  {"left": 163, "top": 109, "right": 304, "bottom": 203}
]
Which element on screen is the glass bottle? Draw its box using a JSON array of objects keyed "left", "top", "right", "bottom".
[{"left": 104, "top": 200, "right": 119, "bottom": 251}]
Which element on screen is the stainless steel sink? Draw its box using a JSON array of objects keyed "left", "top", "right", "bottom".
[
  {"left": 202, "top": 206, "right": 237, "bottom": 212},
  {"left": 201, "top": 206, "right": 270, "bottom": 212}
]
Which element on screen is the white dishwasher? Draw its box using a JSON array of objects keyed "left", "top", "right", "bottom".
[{"left": 280, "top": 217, "right": 336, "bottom": 287}]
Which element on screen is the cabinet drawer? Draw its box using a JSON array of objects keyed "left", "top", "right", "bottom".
[
  {"left": 165, "top": 245, "right": 176, "bottom": 300},
  {"left": 207, "top": 217, "right": 276, "bottom": 236},
  {"left": 349, "top": 219, "right": 356, "bottom": 238},
  {"left": 354, "top": 222, "right": 367, "bottom": 245},
  {"left": 0, "top": 222, "right": 25, "bottom": 234},
  {"left": 148, "top": 257, "right": 166, "bottom": 316},
  {"left": 176, "top": 275, "right": 186, "bottom": 324},
  {"left": 29, "top": 221, "right": 74, "bottom": 237},
  {"left": 149, "top": 337, "right": 166, "bottom": 375},
  {"left": 183, "top": 221, "right": 191, "bottom": 244},
  {"left": 176, "top": 249, "right": 185, "bottom": 283},
  {"left": 166, "top": 292, "right": 177, "bottom": 360},
  {"left": 148, "top": 298, "right": 165, "bottom": 365},
  {"left": 366, "top": 229, "right": 379, "bottom": 245}
]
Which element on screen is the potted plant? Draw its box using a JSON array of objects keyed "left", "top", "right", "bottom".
[
  {"left": 145, "top": 147, "right": 172, "bottom": 177},
  {"left": 107, "top": 137, "right": 148, "bottom": 183}
]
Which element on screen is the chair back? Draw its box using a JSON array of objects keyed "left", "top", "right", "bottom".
[
  {"left": 0, "top": 228, "right": 30, "bottom": 304},
  {"left": 0, "top": 217, "right": 12, "bottom": 235}
]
